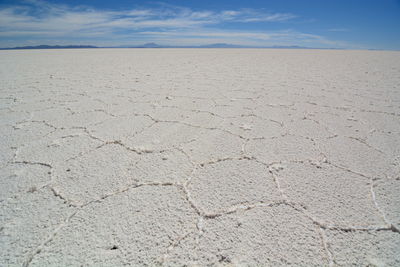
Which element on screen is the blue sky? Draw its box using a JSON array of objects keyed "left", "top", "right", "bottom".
[{"left": 0, "top": 0, "right": 399, "bottom": 49}]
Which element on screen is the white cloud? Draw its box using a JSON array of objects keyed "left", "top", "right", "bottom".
[
  {"left": 0, "top": 1, "right": 295, "bottom": 33},
  {"left": 241, "top": 13, "right": 297, "bottom": 22},
  {"left": 0, "top": 0, "right": 355, "bottom": 48},
  {"left": 328, "top": 28, "right": 350, "bottom": 32}
]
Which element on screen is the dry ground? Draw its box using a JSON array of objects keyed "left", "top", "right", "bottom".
[{"left": 1, "top": 49, "right": 399, "bottom": 266}]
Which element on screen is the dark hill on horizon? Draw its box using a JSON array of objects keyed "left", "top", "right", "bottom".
[{"left": 0, "top": 45, "right": 98, "bottom": 50}]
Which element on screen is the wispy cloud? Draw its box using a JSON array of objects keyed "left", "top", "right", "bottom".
[
  {"left": 328, "top": 28, "right": 350, "bottom": 32},
  {"left": 0, "top": 1, "right": 295, "bottom": 33},
  {"left": 0, "top": 0, "right": 353, "bottom": 48}
]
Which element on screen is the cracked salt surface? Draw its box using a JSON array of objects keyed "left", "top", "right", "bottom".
[{"left": 1, "top": 49, "right": 400, "bottom": 266}]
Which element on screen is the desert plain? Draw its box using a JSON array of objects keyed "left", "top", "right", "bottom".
[{"left": 0, "top": 48, "right": 399, "bottom": 266}]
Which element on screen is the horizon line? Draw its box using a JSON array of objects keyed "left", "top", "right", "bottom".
[{"left": 0, "top": 43, "right": 397, "bottom": 51}]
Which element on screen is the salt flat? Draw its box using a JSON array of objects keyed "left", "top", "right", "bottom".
[{"left": 1, "top": 48, "right": 399, "bottom": 266}]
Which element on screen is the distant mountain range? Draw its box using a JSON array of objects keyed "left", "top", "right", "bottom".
[
  {"left": 0, "top": 43, "right": 343, "bottom": 50},
  {"left": 0, "top": 45, "right": 98, "bottom": 50},
  {"left": 123, "top": 43, "right": 249, "bottom": 48}
]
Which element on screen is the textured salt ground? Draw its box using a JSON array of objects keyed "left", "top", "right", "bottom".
[{"left": 0, "top": 49, "right": 400, "bottom": 266}]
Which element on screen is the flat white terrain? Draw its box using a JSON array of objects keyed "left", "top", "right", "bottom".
[{"left": 1, "top": 48, "right": 399, "bottom": 266}]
